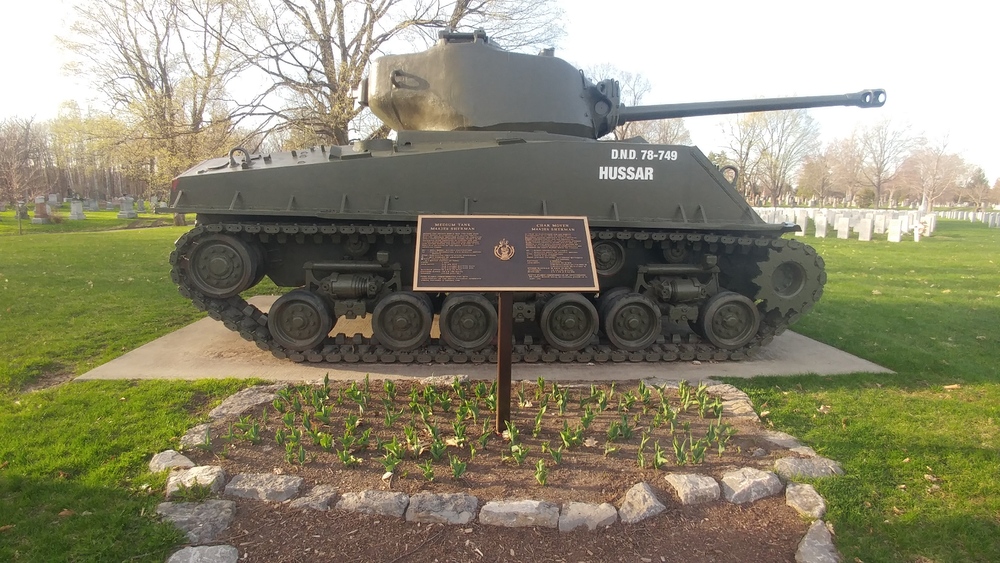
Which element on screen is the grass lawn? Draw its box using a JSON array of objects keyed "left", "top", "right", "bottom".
[
  {"left": 729, "top": 219, "right": 1000, "bottom": 562},
  {"left": 0, "top": 218, "right": 997, "bottom": 561}
]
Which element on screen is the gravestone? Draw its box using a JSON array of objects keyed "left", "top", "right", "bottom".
[
  {"left": 48, "top": 193, "right": 59, "bottom": 206},
  {"left": 835, "top": 216, "right": 850, "bottom": 239},
  {"left": 887, "top": 219, "right": 902, "bottom": 243},
  {"left": 136, "top": 199, "right": 146, "bottom": 212},
  {"left": 873, "top": 213, "right": 887, "bottom": 234},
  {"left": 857, "top": 218, "right": 873, "bottom": 242},
  {"left": 69, "top": 200, "right": 86, "bottom": 220},
  {"left": 899, "top": 213, "right": 910, "bottom": 234},
  {"left": 814, "top": 212, "right": 827, "bottom": 238},
  {"left": 117, "top": 196, "right": 138, "bottom": 219},
  {"left": 795, "top": 210, "right": 808, "bottom": 236},
  {"left": 31, "top": 196, "right": 51, "bottom": 224},
  {"left": 88, "top": 199, "right": 100, "bottom": 212},
  {"left": 0, "top": 202, "right": 5, "bottom": 212}
]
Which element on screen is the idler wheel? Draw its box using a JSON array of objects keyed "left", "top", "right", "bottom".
[
  {"left": 440, "top": 293, "right": 497, "bottom": 351},
  {"left": 593, "top": 241, "right": 626, "bottom": 276},
  {"left": 267, "top": 289, "right": 334, "bottom": 351},
  {"left": 752, "top": 242, "right": 826, "bottom": 317},
  {"left": 539, "top": 293, "right": 599, "bottom": 352},
  {"left": 604, "top": 293, "right": 661, "bottom": 351},
  {"left": 187, "top": 234, "right": 261, "bottom": 298},
  {"left": 695, "top": 291, "right": 760, "bottom": 349},
  {"left": 372, "top": 292, "right": 433, "bottom": 351}
]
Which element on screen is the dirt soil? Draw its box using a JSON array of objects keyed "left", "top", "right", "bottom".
[{"left": 184, "top": 379, "right": 809, "bottom": 562}]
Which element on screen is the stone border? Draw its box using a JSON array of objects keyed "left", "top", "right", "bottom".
[{"left": 159, "top": 379, "right": 843, "bottom": 563}]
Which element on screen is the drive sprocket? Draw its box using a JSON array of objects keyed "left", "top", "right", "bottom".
[{"left": 752, "top": 240, "right": 826, "bottom": 318}]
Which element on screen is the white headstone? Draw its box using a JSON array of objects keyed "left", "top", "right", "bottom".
[
  {"left": 887, "top": 219, "right": 902, "bottom": 243},
  {"left": 795, "top": 210, "right": 808, "bottom": 236},
  {"left": 836, "top": 217, "right": 851, "bottom": 239},
  {"left": 899, "top": 213, "right": 910, "bottom": 233},
  {"left": 873, "top": 213, "right": 887, "bottom": 234},
  {"left": 814, "top": 212, "right": 827, "bottom": 238},
  {"left": 48, "top": 193, "right": 59, "bottom": 205},
  {"left": 857, "top": 218, "right": 873, "bottom": 242}
]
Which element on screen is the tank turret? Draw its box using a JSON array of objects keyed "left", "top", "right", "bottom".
[{"left": 361, "top": 30, "right": 884, "bottom": 139}]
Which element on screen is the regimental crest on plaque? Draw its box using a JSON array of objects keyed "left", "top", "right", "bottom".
[{"left": 494, "top": 238, "right": 515, "bottom": 261}]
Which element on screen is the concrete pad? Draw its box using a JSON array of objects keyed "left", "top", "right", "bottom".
[{"left": 77, "top": 296, "right": 892, "bottom": 383}]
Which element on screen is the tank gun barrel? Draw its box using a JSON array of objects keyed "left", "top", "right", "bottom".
[{"left": 617, "top": 89, "right": 886, "bottom": 124}]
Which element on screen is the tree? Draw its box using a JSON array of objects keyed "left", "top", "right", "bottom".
[
  {"left": 756, "top": 110, "right": 819, "bottom": 206},
  {"left": 0, "top": 118, "right": 51, "bottom": 203},
  {"left": 827, "top": 135, "right": 866, "bottom": 205},
  {"left": 61, "top": 0, "right": 250, "bottom": 192},
  {"left": 860, "top": 118, "right": 913, "bottom": 208},
  {"left": 629, "top": 119, "right": 692, "bottom": 145},
  {"left": 216, "top": 0, "right": 564, "bottom": 145},
  {"left": 963, "top": 167, "right": 993, "bottom": 209},
  {"left": 723, "top": 113, "right": 765, "bottom": 204},
  {"left": 896, "top": 139, "right": 966, "bottom": 211},
  {"left": 796, "top": 150, "right": 834, "bottom": 205}
]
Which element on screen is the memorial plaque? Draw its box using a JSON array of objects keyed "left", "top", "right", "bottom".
[{"left": 413, "top": 215, "right": 598, "bottom": 292}]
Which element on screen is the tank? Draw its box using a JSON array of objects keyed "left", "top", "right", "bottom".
[{"left": 168, "top": 30, "right": 885, "bottom": 364}]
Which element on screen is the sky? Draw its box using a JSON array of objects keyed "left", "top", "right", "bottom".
[{"left": 2, "top": 0, "right": 998, "bottom": 180}]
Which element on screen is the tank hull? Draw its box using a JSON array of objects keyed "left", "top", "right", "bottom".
[{"left": 169, "top": 133, "right": 823, "bottom": 364}]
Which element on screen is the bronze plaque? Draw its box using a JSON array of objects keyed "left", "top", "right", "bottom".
[{"left": 413, "top": 215, "right": 599, "bottom": 291}]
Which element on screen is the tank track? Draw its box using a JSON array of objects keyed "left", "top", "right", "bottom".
[{"left": 169, "top": 221, "right": 823, "bottom": 365}]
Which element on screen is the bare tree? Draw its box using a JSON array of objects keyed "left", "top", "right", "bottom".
[
  {"left": 860, "top": 118, "right": 913, "bottom": 208},
  {"left": 216, "top": 0, "right": 564, "bottom": 145},
  {"left": 826, "top": 135, "right": 865, "bottom": 205},
  {"left": 0, "top": 118, "right": 51, "bottom": 203},
  {"left": 61, "top": 0, "right": 250, "bottom": 191},
  {"left": 757, "top": 110, "right": 819, "bottom": 206},
  {"left": 723, "top": 113, "right": 765, "bottom": 204},
  {"left": 897, "top": 139, "right": 966, "bottom": 211},
  {"left": 963, "top": 167, "right": 993, "bottom": 209},
  {"left": 796, "top": 150, "right": 834, "bottom": 205},
  {"left": 629, "top": 119, "right": 692, "bottom": 145}
]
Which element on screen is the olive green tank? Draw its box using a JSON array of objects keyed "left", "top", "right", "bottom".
[{"left": 169, "top": 30, "right": 885, "bottom": 364}]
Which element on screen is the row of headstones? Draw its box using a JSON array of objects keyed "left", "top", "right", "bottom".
[
  {"left": 938, "top": 210, "right": 1000, "bottom": 228},
  {"left": 754, "top": 207, "right": 937, "bottom": 243},
  {"left": 24, "top": 196, "right": 167, "bottom": 222}
]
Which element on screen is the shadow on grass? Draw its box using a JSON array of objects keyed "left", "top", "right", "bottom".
[{"left": 0, "top": 473, "right": 186, "bottom": 562}]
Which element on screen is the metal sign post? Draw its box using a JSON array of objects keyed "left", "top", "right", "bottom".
[{"left": 413, "top": 215, "right": 599, "bottom": 433}]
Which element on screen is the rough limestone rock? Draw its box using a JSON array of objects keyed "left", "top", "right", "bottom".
[
  {"left": 149, "top": 450, "right": 194, "bottom": 473},
  {"left": 225, "top": 473, "right": 303, "bottom": 502},
  {"left": 156, "top": 500, "right": 237, "bottom": 544},
  {"left": 618, "top": 482, "right": 666, "bottom": 524},
  {"left": 406, "top": 492, "right": 479, "bottom": 525},
  {"left": 166, "top": 466, "right": 227, "bottom": 499},
  {"left": 180, "top": 423, "right": 212, "bottom": 449},
  {"left": 166, "top": 545, "right": 240, "bottom": 563},
  {"left": 335, "top": 490, "right": 409, "bottom": 518},
  {"left": 705, "top": 384, "right": 759, "bottom": 421},
  {"left": 419, "top": 374, "right": 469, "bottom": 386},
  {"left": 796, "top": 520, "right": 840, "bottom": 563},
  {"left": 786, "top": 483, "right": 827, "bottom": 519},
  {"left": 664, "top": 473, "right": 721, "bottom": 505},
  {"left": 478, "top": 500, "right": 559, "bottom": 528},
  {"left": 790, "top": 446, "right": 818, "bottom": 457},
  {"left": 760, "top": 430, "right": 803, "bottom": 449},
  {"left": 289, "top": 484, "right": 339, "bottom": 511},
  {"left": 208, "top": 383, "right": 287, "bottom": 421},
  {"left": 558, "top": 502, "right": 617, "bottom": 531},
  {"left": 721, "top": 467, "right": 784, "bottom": 504},
  {"left": 775, "top": 457, "right": 844, "bottom": 480}
]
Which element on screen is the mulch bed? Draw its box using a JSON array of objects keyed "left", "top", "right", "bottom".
[{"left": 183, "top": 378, "right": 808, "bottom": 561}]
